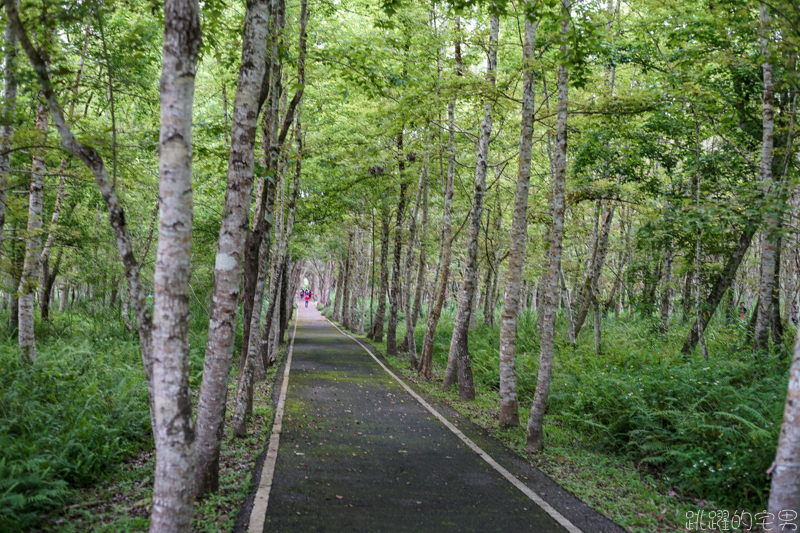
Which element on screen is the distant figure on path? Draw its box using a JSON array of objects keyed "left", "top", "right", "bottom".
[
  {"left": 792, "top": 300, "right": 799, "bottom": 326},
  {"left": 305, "top": 291, "right": 310, "bottom": 308},
  {"left": 739, "top": 302, "right": 747, "bottom": 319}
]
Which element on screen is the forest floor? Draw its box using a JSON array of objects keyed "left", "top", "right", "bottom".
[
  {"left": 19, "top": 308, "right": 282, "bottom": 533},
  {"left": 244, "top": 304, "right": 623, "bottom": 532}
]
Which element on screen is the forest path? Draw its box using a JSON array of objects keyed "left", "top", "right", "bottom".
[{"left": 244, "top": 304, "right": 624, "bottom": 533}]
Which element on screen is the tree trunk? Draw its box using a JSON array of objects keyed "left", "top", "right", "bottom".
[
  {"left": 368, "top": 205, "right": 390, "bottom": 342},
  {"left": 498, "top": 14, "right": 537, "bottom": 428},
  {"left": 194, "top": 0, "right": 270, "bottom": 497},
  {"left": 406, "top": 152, "right": 430, "bottom": 361},
  {"left": 40, "top": 250, "right": 61, "bottom": 321},
  {"left": 340, "top": 231, "right": 353, "bottom": 329},
  {"left": 0, "top": 17, "right": 16, "bottom": 266},
  {"left": 18, "top": 97, "right": 47, "bottom": 362},
  {"left": 772, "top": 234, "right": 784, "bottom": 346},
  {"left": 401, "top": 148, "right": 428, "bottom": 360},
  {"left": 358, "top": 233, "right": 372, "bottom": 334},
  {"left": 659, "top": 242, "right": 674, "bottom": 334},
  {"left": 332, "top": 257, "right": 344, "bottom": 321},
  {"left": 572, "top": 203, "right": 614, "bottom": 341},
  {"left": 443, "top": 14, "right": 498, "bottom": 401},
  {"left": 768, "top": 322, "right": 800, "bottom": 524},
  {"left": 755, "top": 2, "right": 776, "bottom": 352},
  {"left": 150, "top": 0, "right": 201, "bottom": 529},
  {"left": 387, "top": 171, "right": 408, "bottom": 356},
  {"left": 418, "top": 92, "right": 457, "bottom": 377},
  {"left": 526, "top": 0, "right": 570, "bottom": 452},
  {"left": 349, "top": 226, "right": 363, "bottom": 330}
]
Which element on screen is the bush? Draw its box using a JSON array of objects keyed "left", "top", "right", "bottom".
[
  {"left": 0, "top": 312, "right": 151, "bottom": 530},
  {"left": 424, "top": 307, "right": 783, "bottom": 510}
]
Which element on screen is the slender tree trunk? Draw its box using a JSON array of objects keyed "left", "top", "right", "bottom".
[
  {"left": 0, "top": 18, "right": 16, "bottom": 265},
  {"left": 387, "top": 165, "right": 408, "bottom": 355},
  {"left": 593, "top": 294, "right": 601, "bottom": 354},
  {"left": 332, "top": 257, "right": 343, "bottom": 321},
  {"left": 340, "top": 231, "right": 353, "bottom": 329},
  {"left": 659, "top": 242, "right": 674, "bottom": 334},
  {"left": 194, "top": 0, "right": 270, "bottom": 496},
  {"left": 418, "top": 98, "right": 457, "bottom": 377},
  {"left": 149, "top": 0, "right": 201, "bottom": 529},
  {"left": 572, "top": 203, "right": 614, "bottom": 340},
  {"left": 359, "top": 233, "right": 372, "bottom": 333},
  {"left": 18, "top": 97, "right": 47, "bottom": 362},
  {"left": 526, "top": 0, "right": 570, "bottom": 452},
  {"left": 406, "top": 152, "right": 430, "bottom": 361},
  {"left": 401, "top": 148, "right": 428, "bottom": 361},
  {"left": 755, "top": 2, "right": 776, "bottom": 352},
  {"left": 349, "top": 226, "right": 363, "bottom": 329},
  {"left": 772, "top": 234, "right": 784, "bottom": 346},
  {"left": 443, "top": 15, "right": 498, "bottom": 401},
  {"left": 40, "top": 250, "right": 61, "bottom": 321},
  {"left": 368, "top": 205, "right": 390, "bottom": 342},
  {"left": 768, "top": 321, "right": 800, "bottom": 524},
  {"left": 498, "top": 15, "right": 537, "bottom": 427}
]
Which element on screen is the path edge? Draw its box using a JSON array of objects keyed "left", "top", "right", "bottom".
[
  {"left": 233, "top": 309, "right": 299, "bottom": 533},
  {"left": 322, "top": 315, "right": 586, "bottom": 533}
]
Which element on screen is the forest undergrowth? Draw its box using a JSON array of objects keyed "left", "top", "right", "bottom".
[
  {"left": 0, "top": 303, "right": 280, "bottom": 532},
  {"left": 326, "top": 303, "right": 789, "bottom": 533}
]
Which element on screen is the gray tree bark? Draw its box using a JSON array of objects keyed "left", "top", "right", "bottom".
[
  {"left": 368, "top": 203, "right": 390, "bottom": 342},
  {"left": 149, "top": 0, "right": 201, "bottom": 529},
  {"left": 498, "top": 14, "right": 537, "bottom": 427},
  {"left": 755, "top": 2, "right": 776, "bottom": 352},
  {"left": 418, "top": 68, "right": 458, "bottom": 377},
  {"left": 443, "top": 14, "right": 498, "bottom": 401},
  {"left": 18, "top": 97, "right": 47, "bottom": 362},
  {"left": 194, "top": 0, "right": 270, "bottom": 496},
  {"left": 387, "top": 158, "right": 408, "bottom": 356},
  {"left": 526, "top": 0, "right": 570, "bottom": 452},
  {"left": 0, "top": 16, "right": 16, "bottom": 266}
]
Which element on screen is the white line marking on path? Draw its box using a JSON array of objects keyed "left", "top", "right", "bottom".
[
  {"left": 323, "top": 315, "right": 584, "bottom": 533},
  {"left": 248, "top": 311, "right": 300, "bottom": 533}
]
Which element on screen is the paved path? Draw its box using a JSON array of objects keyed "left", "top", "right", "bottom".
[{"left": 242, "top": 305, "right": 625, "bottom": 533}]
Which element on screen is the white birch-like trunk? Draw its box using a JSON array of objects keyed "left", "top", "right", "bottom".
[
  {"left": 526, "top": 0, "right": 570, "bottom": 452},
  {"left": 194, "top": 0, "right": 270, "bottom": 496},
  {"left": 498, "top": 14, "right": 537, "bottom": 427},
  {"left": 443, "top": 15, "right": 498, "bottom": 401},
  {"left": 755, "top": 2, "right": 776, "bottom": 352},
  {"left": 0, "top": 18, "right": 16, "bottom": 265},
  {"left": 18, "top": 98, "right": 47, "bottom": 362},
  {"left": 149, "top": 0, "right": 201, "bottom": 530},
  {"left": 358, "top": 233, "right": 372, "bottom": 333}
]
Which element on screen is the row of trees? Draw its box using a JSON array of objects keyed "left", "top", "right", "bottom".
[
  {"left": 0, "top": 0, "right": 314, "bottom": 530},
  {"left": 306, "top": 0, "right": 800, "bottom": 524},
  {"left": 4, "top": 0, "right": 800, "bottom": 528}
]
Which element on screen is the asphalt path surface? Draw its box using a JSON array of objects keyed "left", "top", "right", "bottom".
[{"left": 242, "top": 305, "right": 626, "bottom": 533}]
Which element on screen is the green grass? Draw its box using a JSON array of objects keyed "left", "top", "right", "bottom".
[
  {"left": 0, "top": 301, "right": 284, "bottom": 532},
  {"left": 327, "top": 302, "right": 788, "bottom": 533}
]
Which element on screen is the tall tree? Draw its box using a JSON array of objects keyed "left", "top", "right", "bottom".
[
  {"left": 149, "top": 0, "right": 202, "bottom": 527},
  {"left": 754, "top": 2, "right": 776, "bottom": 352},
  {"left": 526, "top": 0, "right": 570, "bottom": 452},
  {"left": 418, "top": 16, "right": 461, "bottom": 378},
  {"left": 442, "top": 14, "right": 498, "bottom": 401},
  {"left": 194, "top": 0, "right": 271, "bottom": 496},
  {"left": 498, "top": 11, "right": 537, "bottom": 427}
]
